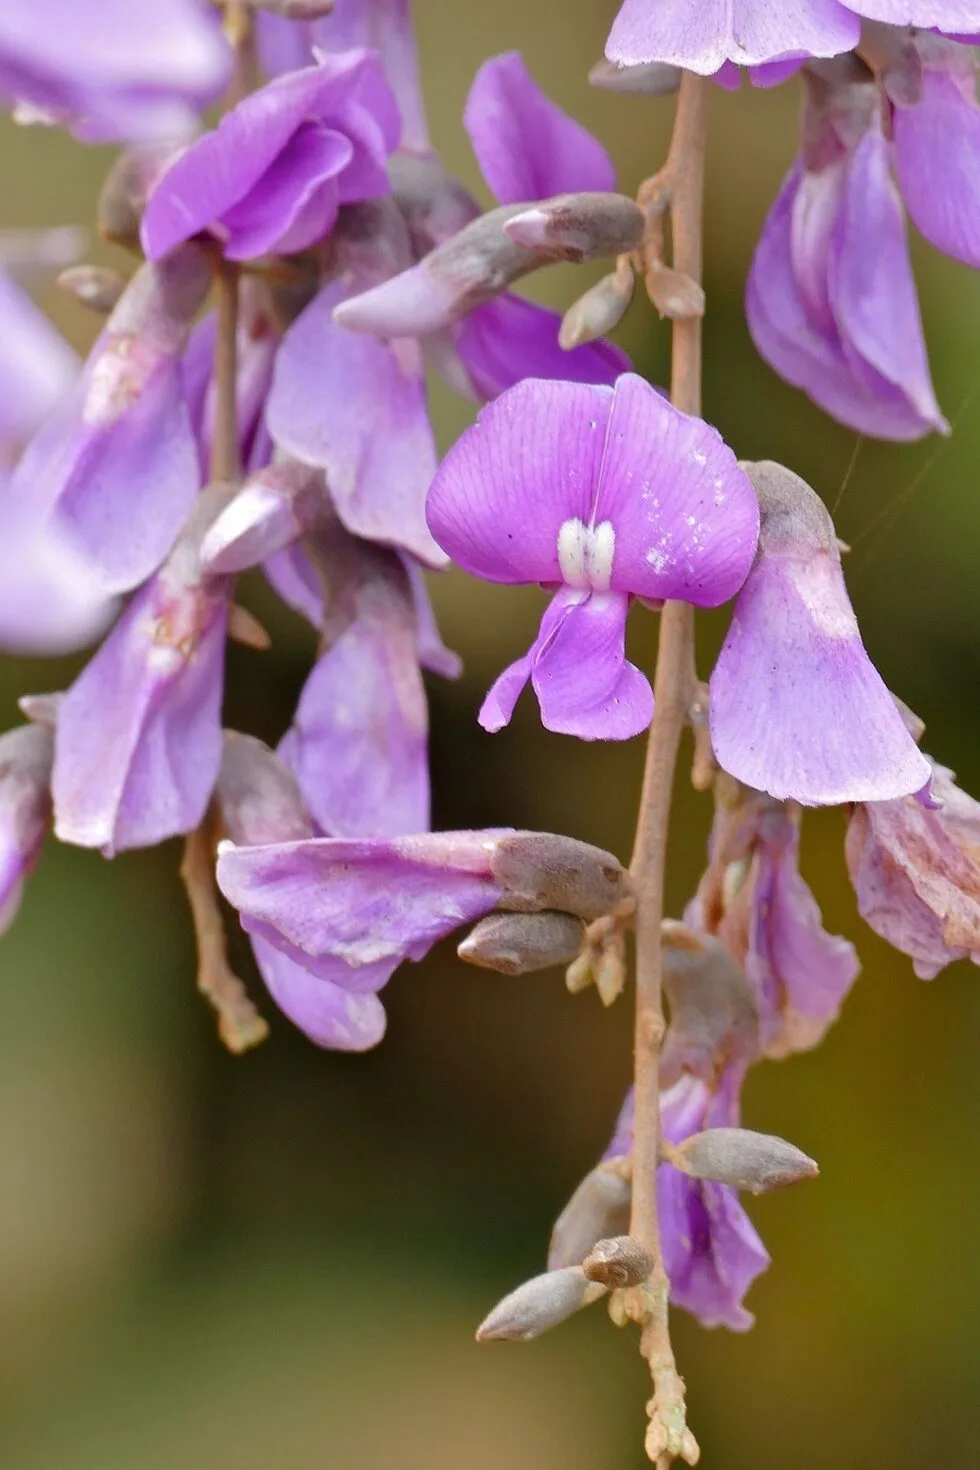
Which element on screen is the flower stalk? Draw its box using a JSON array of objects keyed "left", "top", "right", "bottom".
[{"left": 627, "top": 70, "right": 709, "bottom": 1469}]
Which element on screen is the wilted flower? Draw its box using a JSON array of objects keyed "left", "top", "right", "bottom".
[
  {"left": 601, "top": 1074, "right": 771, "bottom": 1332},
  {"left": 0, "top": 0, "right": 230, "bottom": 142},
  {"left": 141, "top": 49, "right": 400, "bottom": 262},
  {"left": 426, "top": 374, "right": 759, "bottom": 740},
  {"left": 846, "top": 758, "right": 980, "bottom": 978},
  {"left": 8, "top": 243, "right": 211, "bottom": 596},
  {"left": 216, "top": 731, "right": 387, "bottom": 1051},
  {"left": 709, "top": 460, "right": 931, "bottom": 804},
  {"left": 52, "top": 486, "right": 236, "bottom": 855},
  {"left": 747, "top": 57, "right": 947, "bottom": 440},
  {"left": 216, "top": 829, "right": 631, "bottom": 993},
  {"left": 687, "top": 774, "right": 860, "bottom": 1056}
]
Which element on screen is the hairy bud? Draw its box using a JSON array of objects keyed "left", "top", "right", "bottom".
[
  {"left": 476, "top": 1266, "right": 605, "bottom": 1342},
  {"left": 18, "top": 692, "right": 62, "bottom": 727},
  {"left": 548, "top": 1162, "right": 632, "bottom": 1270},
  {"left": 582, "top": 1235, "right": 652, "bottom": 1289},
  {"left": 660, "top": 920, "right": 759, "bottom": 1085},
  {"left": 503, "top": 193, "right": 645, "bottom": 261},
  {"left": 560, "top": 264, "right": 635, "bottom": 349},
  {"left": 97, "top": 144, "right": 176, "bottom": 250},
  {"left": 493, "top": 833, "right": 631, "bottom": 923},
  {"left": 56, "top": 265, "right": 126, "bottom": 315},
  {"left": 645, "top": 261, "right": 706, "bottom": 320},
  {"left": 200, "top": 461, "right": 326, "bottom": 576},
  {"left": 458, "top": 910, "right": 584, "bottom": 975},
  {"left": 669, "top": 1127, "right": 819, "bottom": 1195}
]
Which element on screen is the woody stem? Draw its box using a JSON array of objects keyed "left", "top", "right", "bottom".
[{"left": 627, "top": 70, "right": 709, "bottom": 1469}]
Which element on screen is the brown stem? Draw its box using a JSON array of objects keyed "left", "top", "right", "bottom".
[
  {"left": 210, "top": 256, "right": 241, "bottom": 484},
  {"left": 181, "top": 817, "right": 269, "bottom": 1054},
  {"left": 628, "top": 71, "right": 709, "bottom": 1470}
]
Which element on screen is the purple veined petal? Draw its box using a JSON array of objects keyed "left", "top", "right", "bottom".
[
  {"left": 532, "top": 588, "right": 651, "bottom": 740},
  {"left": 593, "top": 374, "right": 759, "bottom": 607},
  {"left": 893, "top": 66, "right": 980, "bottom": 268},
  {"left": 0, "top": 270, "right": 79, "bottom": 449},
  {"left": 0, "top": 0, "right": 230, "bottom": 143},
  {"left": 215, "top": 833, "right": 502, "bottom": 985},
  {"left": 463, "top": 51, "right": 616, "bottom": 206},
  {"left": 479, "top": 586, "right": 652, "bottom": 741},
  {"left": 426, "top": 377, "right": 613, "bottom": 583},
  {"left": 52, "top": 574, "right": 228, "bottom": 855},
  {"left": 451, "top": 293, "right": 629, "bottom": 403},
  {"left": 829, "top": 126, "right": 947, "bottom": 434},
  {"left": 282, "top": 613, "right": 430, "bottom": 838},
  {"left": 217, "top": 124, "right": 349, "bottom": 260},
  {"left": 709, "top": 523, "right": 932, "bottom": 807},
  {"left": 845, "top": 2, "right": 980, "bottom": 25},
  {"left": 312, "top": 0, "right": 430, "bottom": 154},
  {"left": 604, "top": 0, "right": 859, "bottom": 72},
  {"left": 141, "top": 50, "right": 397, "bottom": 260},
  {"left": 250, "top": 935, "right": 388, "bottom": 1050},
  {"left": 747, "top": 165, "right": 944, "bottom": 439},
  {"left": 267, "top": 277, "right": 444, "bottom": 566}
]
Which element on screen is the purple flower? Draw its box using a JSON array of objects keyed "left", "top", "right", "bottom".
[
  {"left": 52, "top": 487, "right": 234, "bottom": 855},
  {"left": 686, "top": 780, "right": 860, "bottom": 1056},
  {"left": 0, "top": 0, "right": 230, "bottom": 142},
  {"left": 216, "top": 731, "right": 387, "bottom": 1050},
  {"left": 603, "top": 1073, "right": 771, "bottom": 1332},
  {"left": 266, "top": 206, "right": 444, "bottom": 565},
  {"left": 216, "top": 829, "right": 630, "bottom": 993},
  {"left": 846, "top": 758, "right": 980, "bottom": 978},
  {"left": 604, "top": 0, "right": 860, "bottom": 72},
  {"left": 335, "top": 51, "right": 631, "bottom": 400},
  {"left": 603, "top": 1, "right": 980, "bottom": 70},
  {"left": 426, "top": 374, "right": 759, "bottom": 741},
  {"left": 0, "top": 721, "right": 54, "bottom": 934},
  {"left": 890, "top": 34, "right": 980, "bottom": 268},
  {"left": 259, "top": 0, "right": 431, "bottom": 156},
  {"left": 141, "top": 49, "right": 400, "bottom": 262},
  {"left": 747, "top": 64, "right": 946, "bottom": 440},
  {"left": 7, "top": 243, "right": 211, "bottom": 597},
  {"left": 276, "top": 515, "right": 458, "bottom": 838},
  {"left": 709, "top": 460, "right": 932, "bottom": 804}
]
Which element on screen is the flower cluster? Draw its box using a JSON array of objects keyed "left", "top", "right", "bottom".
[{"left": 0, "top": 0, "right": 978, "bottom": 1449}]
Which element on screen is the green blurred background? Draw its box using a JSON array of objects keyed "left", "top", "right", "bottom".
[{"left": 2, "top": 3, "right": 980, "bottom": 1467}]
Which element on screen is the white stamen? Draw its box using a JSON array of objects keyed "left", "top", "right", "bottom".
[{"left": 557, "top": 518, "right": 616, "bottom": 591}]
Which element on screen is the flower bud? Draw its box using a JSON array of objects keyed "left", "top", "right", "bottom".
[
  {"left": 548, "top": 1162, "right": 632, "bottom": 1270},
  {"left": 560, "top": 265, "right": 636, "bottom": 349},
  {"left": 18, "top": 693, "right": 62, "bottom": 727},
  {"left": 588, "top": 58, "right": 682, "bottom": 95},
  {"left": 56, "top": 265, "right": 126, "bottom": 315},
  {"left": 503, "top": 193, "right": 645, "bottom": 261},
  {"left": 492, "top": 833, "right": 631, "bottom": 923},
  {"left": 97, "top": 144, "right": 176, "bottom": 250},
  {"left": 388, "top": 152, "right": 480, "bottom": 253},
  {"left": 457, "top": 910, "right": 585, "bottom": 975},
  {"left": 660, "top": 920, "right": 760, "bottom": 1085},
  {"left": 582, "top": 1235, "right": 652, "bottom": 1289},
  {"left": 669, "top": 1127, "right": 819, "bottom": 1195},
  {"left": 475, "top": 1266, "right": 605, "bottom": 1342},
  {"left": 200, "top": 461, "right": 325, "bottom": 576},
  {"left": 645, "top": 261, "right": 706, "bottom": 320}
]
